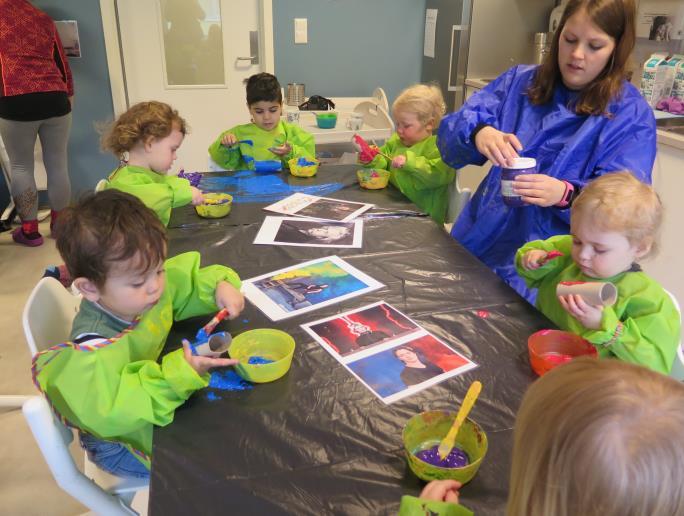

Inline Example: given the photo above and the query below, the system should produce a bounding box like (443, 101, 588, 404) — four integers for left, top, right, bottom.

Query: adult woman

(437, 0, 655, 302)
(394, 346, 444, 386)
(0, 0, 74, 246)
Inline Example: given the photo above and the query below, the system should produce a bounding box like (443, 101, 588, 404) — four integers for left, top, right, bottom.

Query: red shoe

(12, 220, 43, 247)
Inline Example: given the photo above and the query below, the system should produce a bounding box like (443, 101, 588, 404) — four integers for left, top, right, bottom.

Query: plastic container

(195, 193, 233, 218)
(228, 329, 295, 383)
(501, 157, 536, 207)
(316, 112, 338, 129)
(357, 168, 390, 189)
(403, 410, 488, 484)
(527, 329, 597, 376)
(288, 157, 319, 177)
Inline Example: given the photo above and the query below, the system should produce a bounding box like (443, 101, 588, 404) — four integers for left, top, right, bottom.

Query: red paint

(476, 310, 490, 318)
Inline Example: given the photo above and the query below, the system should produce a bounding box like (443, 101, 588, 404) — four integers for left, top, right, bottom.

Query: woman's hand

(391, 155, 407, 169)
(221, 133, 238, 147)
(512, 174, 566, 207)
(215, 281, 245, 318)
(190, 186, 204, 205)
(558, 294, 603, 330)
(474, 126, 523, 167)
(419, 479, 462, 505)
(521, 250, 548, 270)
(182, 339, 238, 376)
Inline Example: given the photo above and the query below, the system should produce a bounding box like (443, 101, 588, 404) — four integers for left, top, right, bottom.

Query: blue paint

(242, 319, 249, 323)
(209, 369, 253, 391)
(297, 157, 316, 166)
(199, 171, 344, 204)
(206, 391, 221, 401)
(248, 356, 274, 365)
(253, 160, 283, 174)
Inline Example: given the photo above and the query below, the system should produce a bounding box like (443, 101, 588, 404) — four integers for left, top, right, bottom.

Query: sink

(655, 116, 684, 131)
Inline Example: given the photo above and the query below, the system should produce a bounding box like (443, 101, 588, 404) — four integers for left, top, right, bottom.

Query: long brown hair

(507, 357, 684, 516)
(527, 0, 636, 115)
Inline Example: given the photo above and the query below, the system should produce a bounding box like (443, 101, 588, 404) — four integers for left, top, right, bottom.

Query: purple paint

(209, 370, 253, 391)
(247, 356, 274, 365)
(415, 445, 469, 468)
(501, 157, 536, 207)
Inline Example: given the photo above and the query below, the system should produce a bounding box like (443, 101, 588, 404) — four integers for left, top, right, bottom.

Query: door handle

(237, 31, 259, 65)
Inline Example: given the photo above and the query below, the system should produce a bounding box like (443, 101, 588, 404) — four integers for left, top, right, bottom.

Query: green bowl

(195, 193, 232, 218)
(316, 112, 338, 129)
(403, 410, 488, 484)
(228, 329, 295, 383)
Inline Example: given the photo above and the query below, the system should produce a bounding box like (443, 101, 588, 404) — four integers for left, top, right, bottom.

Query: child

(208, 72, 315, 170)
(32, 190, 244, 477)
(358, 84, 456, 224)
(101, 100, 204, 226)
(515, 172, 680, 374)
(400, 358, 684, 515)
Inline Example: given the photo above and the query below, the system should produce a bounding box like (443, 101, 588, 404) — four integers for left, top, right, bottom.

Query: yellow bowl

(195, 193, 233, 218)
(228, 329, 295, 383)
(357, 169, 390, 189)
(288, 157, 319, 177)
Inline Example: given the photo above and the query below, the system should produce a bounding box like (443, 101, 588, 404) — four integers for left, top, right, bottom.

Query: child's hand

(190, 186, 204, 205)
(269, 142, 292, 156)
(558, 294, 603, 330)
(521, 250, 548, 270)
(474, 126, 522, 167)
(215, 281, 244, 318)
(391, 155, 407, 169)
(221, 133, 238, 147)
(182, 339, 238, 376)
(419, 480, 462, 504)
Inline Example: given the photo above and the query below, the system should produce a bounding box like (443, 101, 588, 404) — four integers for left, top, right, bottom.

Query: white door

(116, 0, 271, 170)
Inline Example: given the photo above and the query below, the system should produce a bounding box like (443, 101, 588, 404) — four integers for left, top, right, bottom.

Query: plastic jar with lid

(501, 157, 537, 207)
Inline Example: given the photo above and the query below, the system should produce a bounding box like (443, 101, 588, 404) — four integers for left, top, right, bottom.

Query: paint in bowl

(195, 193, 233, 218)
(228, 329, 295, 383)
(357, 168, 390, 189)
(403, 410, 488, 484)
(528, 329, 597, 376)
(316, 112, 338, 129)
(288, 157, 319, 177)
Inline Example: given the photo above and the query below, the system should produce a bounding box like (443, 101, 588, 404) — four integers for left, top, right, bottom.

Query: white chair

(665, 290, 684, 381)
(445, 174, 471, 228)
(95, 179, 109, 192)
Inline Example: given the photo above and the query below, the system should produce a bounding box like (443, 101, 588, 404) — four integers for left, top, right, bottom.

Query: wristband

(555, 181, 575, 208)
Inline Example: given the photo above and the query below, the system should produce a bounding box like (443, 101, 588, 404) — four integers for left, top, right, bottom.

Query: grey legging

(0, 113, 72, 220)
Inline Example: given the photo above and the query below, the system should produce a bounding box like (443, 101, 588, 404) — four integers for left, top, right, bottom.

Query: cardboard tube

(193, 332, 232, 357)
(556, 281, 618, 306)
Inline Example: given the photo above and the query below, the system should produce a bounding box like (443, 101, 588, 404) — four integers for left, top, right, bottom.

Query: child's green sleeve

(515, 235, 573, 288)
(398, 495, 473, 516)
(208, 130, 242, 170)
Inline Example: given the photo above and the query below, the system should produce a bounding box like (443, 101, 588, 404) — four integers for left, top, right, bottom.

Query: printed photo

(264, 193, 373, 222)
(302, 301, 421, 357)
(346, 334, 477, 404)
(253, 216, 362, 248)
(242, 256, 384, 321)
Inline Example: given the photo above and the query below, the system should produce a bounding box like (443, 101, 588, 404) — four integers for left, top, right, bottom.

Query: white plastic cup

(286, 110, 300, 124)
(556, 281, 618, 306)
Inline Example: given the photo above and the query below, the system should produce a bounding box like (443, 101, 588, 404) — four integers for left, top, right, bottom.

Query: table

(151, 166, 550, 515)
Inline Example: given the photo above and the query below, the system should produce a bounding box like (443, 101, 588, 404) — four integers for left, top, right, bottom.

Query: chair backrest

(22, 396, 137, 516)
(22, 277, 81, 356)
(665, 289, 684, 381)
(446, 176, 471, 225)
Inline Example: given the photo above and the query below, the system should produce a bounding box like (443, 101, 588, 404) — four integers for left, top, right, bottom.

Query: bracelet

(602, 322, 624, 347)
(555, 181, 575, 208)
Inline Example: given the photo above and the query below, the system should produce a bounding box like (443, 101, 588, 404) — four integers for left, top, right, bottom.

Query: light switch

(294, 18, 308, 44)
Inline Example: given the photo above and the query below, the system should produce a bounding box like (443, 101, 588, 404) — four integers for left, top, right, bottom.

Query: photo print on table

(242, 256, 384, 321)
(263, 192, 373, 222)
(253, 216, 362, 248)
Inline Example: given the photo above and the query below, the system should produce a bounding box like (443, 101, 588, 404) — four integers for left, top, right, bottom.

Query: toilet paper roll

(193, 331, 232, 357)
(556, 281, 618, 306)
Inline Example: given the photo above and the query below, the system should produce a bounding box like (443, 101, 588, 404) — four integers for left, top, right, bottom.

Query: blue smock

(437, 65, 656, 302)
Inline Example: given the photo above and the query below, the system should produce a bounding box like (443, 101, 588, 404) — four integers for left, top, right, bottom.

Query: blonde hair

(508, 357, 684, 516)
(571, 171, 662, 257)
(392, 84, 446, 128)
(101, 101, 187, 158)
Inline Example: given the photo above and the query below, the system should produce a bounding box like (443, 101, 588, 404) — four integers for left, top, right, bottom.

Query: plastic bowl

(228, 329, 295, 383)
(527, 329, 597, 376)
(403, 410, 488, 484)
(357, 168, 390, 189)
(195, 193, 233, 218)
(288, 157, 319, 177)
(316, 112, 338, 129)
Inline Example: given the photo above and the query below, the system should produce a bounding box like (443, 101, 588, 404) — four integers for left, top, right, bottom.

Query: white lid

(507, 157, 536, 170)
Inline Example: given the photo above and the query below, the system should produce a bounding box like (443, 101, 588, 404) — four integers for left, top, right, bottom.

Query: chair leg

(0, 395, 32, 408)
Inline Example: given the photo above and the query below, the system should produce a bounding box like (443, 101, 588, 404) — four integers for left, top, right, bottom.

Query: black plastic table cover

(150, 169, 552, 516)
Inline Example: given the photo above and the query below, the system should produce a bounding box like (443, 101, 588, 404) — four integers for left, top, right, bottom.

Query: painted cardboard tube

(556, 281, 618, 306)
(193, 331, 232, 357)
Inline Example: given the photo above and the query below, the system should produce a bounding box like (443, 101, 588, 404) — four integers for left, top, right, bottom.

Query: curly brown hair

(527, 0, 636, 116)
(101, 101, 187, 158)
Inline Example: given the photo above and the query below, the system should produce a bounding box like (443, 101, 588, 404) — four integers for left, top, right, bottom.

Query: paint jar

(501, 157, 536, 207)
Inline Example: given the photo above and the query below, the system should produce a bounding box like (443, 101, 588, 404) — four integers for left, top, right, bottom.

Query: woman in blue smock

(437, 0, 655, 302)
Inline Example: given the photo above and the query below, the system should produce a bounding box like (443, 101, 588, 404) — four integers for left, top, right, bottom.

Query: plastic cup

(501, 157, 536, 207)
(527, 329, 597, 376)
(403, 410, 488, 484)
(228, 329, 295, 383)
(556, 281, 617, 306)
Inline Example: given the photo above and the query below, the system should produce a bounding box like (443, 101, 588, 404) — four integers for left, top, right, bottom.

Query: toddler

(33, 190, 244, 477)
(101, 100, 204, 226)
(516, 171, 680, 374)
(208, 72, 315, 170)
(401, 358, 684, 515)
(359, 84, 456, 224)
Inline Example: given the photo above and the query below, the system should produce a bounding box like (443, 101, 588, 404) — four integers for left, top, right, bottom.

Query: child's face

(558, 9, 616, 91)
(393, 110, 433, 147)
(570, 216, 648, 279)
(78, 255, 166, 322)
(145, 125, 184, 173)
(249, 100, 282, 131)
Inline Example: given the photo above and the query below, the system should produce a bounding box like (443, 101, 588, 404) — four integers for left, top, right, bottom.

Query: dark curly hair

(245, 72, 282, 105)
